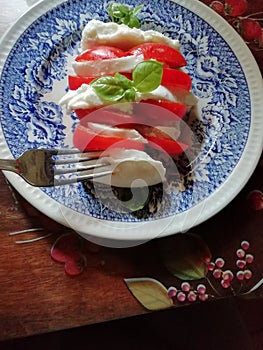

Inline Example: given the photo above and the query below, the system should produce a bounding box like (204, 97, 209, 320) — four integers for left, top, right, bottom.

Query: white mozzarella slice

(135, 85, 177, 103)
(72, 54, 144, 77)
(87, 123, 147, 143)
(59, 84, 104, 110)
(81, 19, 180, 51)
(94, 148, 166, 187)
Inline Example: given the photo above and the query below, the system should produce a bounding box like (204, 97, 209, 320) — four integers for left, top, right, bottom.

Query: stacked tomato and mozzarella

(60, 20, 197, 187)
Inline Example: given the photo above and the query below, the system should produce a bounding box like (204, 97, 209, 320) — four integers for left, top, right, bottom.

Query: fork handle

(0, 159, 17, 173)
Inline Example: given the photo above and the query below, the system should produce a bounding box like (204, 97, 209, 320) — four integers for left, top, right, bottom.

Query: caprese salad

(59, 3, 198, 188)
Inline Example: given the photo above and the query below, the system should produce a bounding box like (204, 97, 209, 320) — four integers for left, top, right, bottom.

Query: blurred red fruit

(210, 1, 225, 15)
(225, 0, 248, 17)
(239, 18, 262, 42)
(247, 190, 263, 211)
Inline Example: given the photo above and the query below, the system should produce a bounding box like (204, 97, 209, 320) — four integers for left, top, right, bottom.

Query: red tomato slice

(131, 103, 181, 127)
(128, 43, 187, 68)
(74, 101, 187, 128)
(146, 136, 188, 155)
(68, 72, 133, 90)
(68, 75, 96, 90)
(138, 100, 188, 120)
(75, 108, 99, 120)
(130, 125, 188, 155)
(68, 69, 191, 91)
(76, 102, 185, 128)
(78, 108, 137, 125)
(75, 46, 125, 61)
(162, 68, 192, 91)
(73, 124, 145, 151)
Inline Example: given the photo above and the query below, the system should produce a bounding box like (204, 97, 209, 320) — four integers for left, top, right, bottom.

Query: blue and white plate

(0, 0, 262, 247)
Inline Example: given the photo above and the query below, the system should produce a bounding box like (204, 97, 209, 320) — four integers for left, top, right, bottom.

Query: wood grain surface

(0, 176, 148, 340)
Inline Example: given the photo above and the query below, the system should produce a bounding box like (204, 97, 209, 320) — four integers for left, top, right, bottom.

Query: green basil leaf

(128, 16, 140, 29)
(90, 74, 135, 102)
(133, 5, 143, 16)
(132, 60, 163, 93)
(107, 3, 142, 28)
(115, 4, 129, 15)
(107, 4, 129, 21)
(123, 87, 136, 102)
(113, 5, 128, 18)
(91, 76, 127, 102)
(114, 73, 133, 89)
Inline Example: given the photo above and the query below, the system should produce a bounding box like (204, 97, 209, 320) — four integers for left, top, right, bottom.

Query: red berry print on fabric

(225, 0, 248, 17)
(247, 190, 263, 211)
(51, 233, 87, 276)
(210, 1, 225, 14)
(209, 0, 263, 50)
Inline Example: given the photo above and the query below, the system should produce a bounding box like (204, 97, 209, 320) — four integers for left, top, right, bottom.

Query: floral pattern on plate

(0, 0, 252, 222)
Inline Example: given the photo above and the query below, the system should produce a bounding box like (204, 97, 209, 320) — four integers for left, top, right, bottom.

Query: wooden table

(0, 0, 262, 344)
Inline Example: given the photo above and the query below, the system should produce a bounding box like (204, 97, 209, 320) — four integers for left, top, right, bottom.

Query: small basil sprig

(90, 60, 163, 102)
(107, 3, 143, 28)
(90, 74, 133, 102)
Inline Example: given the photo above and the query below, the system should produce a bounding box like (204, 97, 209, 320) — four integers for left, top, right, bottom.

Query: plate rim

(0, 0, 262, 244)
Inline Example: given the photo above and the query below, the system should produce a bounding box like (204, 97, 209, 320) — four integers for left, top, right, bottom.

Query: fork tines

(51, 148, 102, 161)
(50, 149, 112, 185)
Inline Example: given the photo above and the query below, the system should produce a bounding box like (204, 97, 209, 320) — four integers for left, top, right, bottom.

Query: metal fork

(0, 148, 112, 187)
